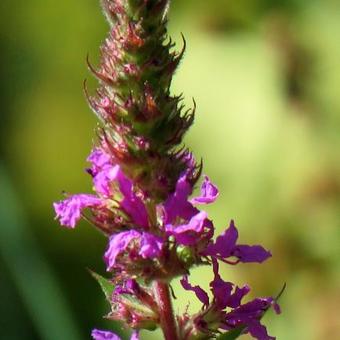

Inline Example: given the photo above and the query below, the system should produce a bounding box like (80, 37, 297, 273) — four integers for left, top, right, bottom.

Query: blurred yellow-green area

(1, 0, 340, 339)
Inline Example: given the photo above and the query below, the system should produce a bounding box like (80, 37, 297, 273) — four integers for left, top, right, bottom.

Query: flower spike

(54, 0, 281, 339)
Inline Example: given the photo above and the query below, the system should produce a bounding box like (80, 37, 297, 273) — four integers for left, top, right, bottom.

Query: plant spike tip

(54, 1, 281, 339)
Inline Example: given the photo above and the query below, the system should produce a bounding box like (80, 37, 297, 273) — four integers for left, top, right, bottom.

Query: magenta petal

(139, 233, 163, 258)
(121, 196, 149, 229)
(203, 220, 272, 264)
(87, 148, 112, 176)
(93, 165, 116, 196)
(104, 231, 162, 270)
(104, 230, 140, 271)
(211, 259, 250, 309)
(166, 211, 208, 245)
(233, 245, 272, 263)
(130, 330, 140, 340)
(225, 297, 278, 340)
(210, 259, 233, 308)
(228, 297, 274, 319)
(53, 194, 101, 228)
(93, 165, 149, 228)
(227, 285, 251, 308)
(93, 165, 121, 197)
(114, 279, 140, 296)
(91, 329, 121, 340)
(203, 220, 238, 257)
(163, 174, 197, 223)
(180, 276, 209, 307)
(191, 175, 219, 204)
(113, 166, 133, 198)
(93, 164, 132, 198)
(247, 320, 275, 340)
(106, 166, 148, 228)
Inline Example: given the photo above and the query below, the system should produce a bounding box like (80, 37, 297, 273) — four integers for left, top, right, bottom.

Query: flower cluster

(54, 1, 281, 339)
(178, 259, 281, 340)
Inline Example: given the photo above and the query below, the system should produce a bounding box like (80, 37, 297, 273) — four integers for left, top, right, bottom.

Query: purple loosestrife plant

(54, 1, 281, 339)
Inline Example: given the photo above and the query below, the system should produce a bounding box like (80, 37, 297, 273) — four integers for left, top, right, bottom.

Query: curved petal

(203, 220, 271, 264)
(91, 329, 121, 340)
(87, 148, 112, 176)
(180, 276, 209, 307)
(163, 174, 197, 224)
(94, 165, 149, 228)
(93, 165, 121, 197)
(53, 194, 101, 228)
(121, 195, 149, 229)
(203, 220, 238, 257)
(139, 233, 163, 258)
(104, 231, 163, 271)
(232, 245, 271, 263)
(227, 285, 251, 308)
(104, 230, 140, 271)
(165, 211, 208, 245)
(191, 175, 219, 204)
(130, 330, 140, 340)
(210, 259, 233, 309)
(247, 319, 275, 340)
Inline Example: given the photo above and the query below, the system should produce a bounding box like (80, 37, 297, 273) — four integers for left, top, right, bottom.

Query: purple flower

(203, 220, 271, 264)
(180, 259, 280, 340)
(191, 175, 219, 204)
(93, 164, 149, 228)
(91, 329, 121, 340)
(162, 173, 198, 224)
(130, 331, 140, 340)
(87, 147, 112, 176)
(91, 329, 139, 340)
(180, 275, 209, 307)
(224, 298, 280, 340)
(104, 230, 163, 271)
(114, 278, 141, 296)
(180, 260, 250, 311)
(161, 175, 218, 246)
(140, 233, 163, 258)
(246, 320, 275, 340)
(120, 194, 149, 230)
(210, 259, 250, 309)
(53, 194, 102, 228)
(165, 211, 209, 246)
(55, 0, 281, 337)
(104, 230, 140, 271)
(92, 165, 121, 197)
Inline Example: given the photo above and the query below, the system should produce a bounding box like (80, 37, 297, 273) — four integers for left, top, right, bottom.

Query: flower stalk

(153, 281, 179, 340)
(53, 1, 281, 339)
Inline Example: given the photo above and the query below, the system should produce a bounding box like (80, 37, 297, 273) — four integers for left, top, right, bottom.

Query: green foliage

(216, 327, 245, 340)
(90, 271, 115, 301)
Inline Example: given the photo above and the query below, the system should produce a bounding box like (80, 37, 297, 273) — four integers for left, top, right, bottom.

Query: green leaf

(90, 271, 115, 300)
(216, 327, 245, 340)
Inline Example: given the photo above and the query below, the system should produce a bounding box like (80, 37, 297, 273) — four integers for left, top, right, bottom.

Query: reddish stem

(154, 280, 179, 340)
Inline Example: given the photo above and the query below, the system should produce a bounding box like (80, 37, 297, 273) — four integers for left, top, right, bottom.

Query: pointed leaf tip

(89, 270, 115, 301)
(216, 326, 245, 340)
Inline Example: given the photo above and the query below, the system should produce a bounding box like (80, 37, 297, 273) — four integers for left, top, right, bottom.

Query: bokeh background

(1, 0, 340, 339)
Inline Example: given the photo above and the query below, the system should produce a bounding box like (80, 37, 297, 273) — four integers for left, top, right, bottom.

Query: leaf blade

(90, 270, 115, 300)
(216, 327, 245, 340)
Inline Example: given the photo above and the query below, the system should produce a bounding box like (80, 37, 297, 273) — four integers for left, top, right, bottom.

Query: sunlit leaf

(90, 270, 115, 300)
(216, 327, 245, 340)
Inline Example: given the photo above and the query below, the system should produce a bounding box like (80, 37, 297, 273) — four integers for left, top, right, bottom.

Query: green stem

(154, 280, 179, 340)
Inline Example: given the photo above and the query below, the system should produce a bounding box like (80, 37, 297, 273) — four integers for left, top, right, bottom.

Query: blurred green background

(1, 0, 340, 339)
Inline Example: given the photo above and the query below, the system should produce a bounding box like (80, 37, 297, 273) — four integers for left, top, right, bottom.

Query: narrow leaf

(216, 327, 245, 340)
(90, 270, 115, 300)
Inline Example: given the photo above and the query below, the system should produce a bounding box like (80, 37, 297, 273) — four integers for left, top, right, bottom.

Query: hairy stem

(154, 280, 179, 340)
